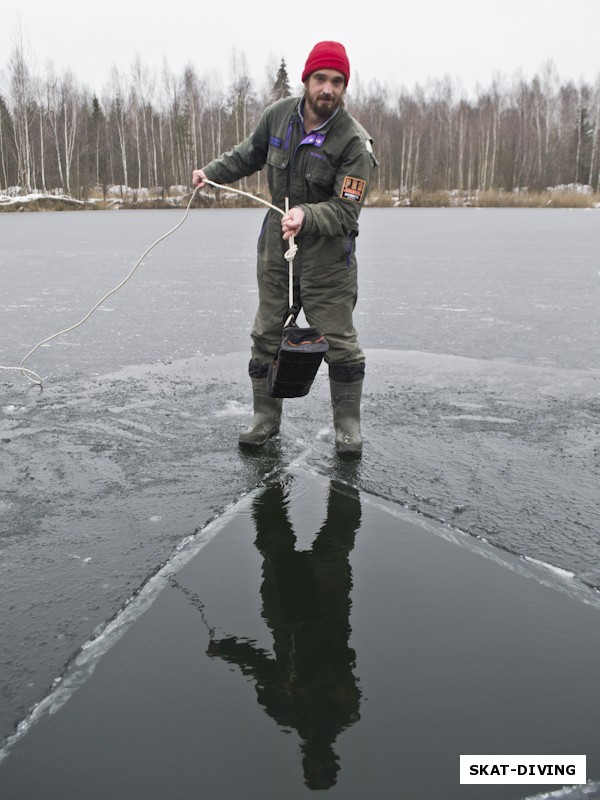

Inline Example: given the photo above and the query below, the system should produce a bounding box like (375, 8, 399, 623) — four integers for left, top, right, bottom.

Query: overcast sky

(2, 0, 599, 98)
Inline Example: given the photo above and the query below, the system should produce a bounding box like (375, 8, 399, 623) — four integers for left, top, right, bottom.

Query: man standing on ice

(193, 41, 377, 455)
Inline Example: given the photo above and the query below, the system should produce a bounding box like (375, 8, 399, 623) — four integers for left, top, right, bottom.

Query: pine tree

(271, 58, 291, 101)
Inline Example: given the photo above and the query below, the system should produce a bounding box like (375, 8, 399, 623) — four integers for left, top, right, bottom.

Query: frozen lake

(2, 207, 599, 372)
(1, 207, 599, 797)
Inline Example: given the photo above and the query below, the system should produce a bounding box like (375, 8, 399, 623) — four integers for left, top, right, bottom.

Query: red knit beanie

(301, 41, 350, 86)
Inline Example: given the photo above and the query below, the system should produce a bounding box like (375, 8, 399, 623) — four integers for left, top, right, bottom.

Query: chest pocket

(266, 145, 290, 200)
(266, 143, 289, 170)
(304, 155, 337, 201)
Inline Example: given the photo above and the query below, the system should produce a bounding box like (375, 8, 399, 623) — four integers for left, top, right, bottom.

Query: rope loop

(284, 242, 298, 262)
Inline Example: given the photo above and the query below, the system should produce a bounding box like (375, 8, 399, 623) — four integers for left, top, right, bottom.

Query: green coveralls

(202, 96, 377, 380)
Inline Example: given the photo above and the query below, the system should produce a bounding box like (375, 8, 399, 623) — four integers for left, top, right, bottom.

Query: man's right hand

(192, 168, 208, 188)
(281, 206, 305, 240)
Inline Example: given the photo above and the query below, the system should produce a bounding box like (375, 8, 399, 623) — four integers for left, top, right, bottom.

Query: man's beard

(304, 89, 345, 120)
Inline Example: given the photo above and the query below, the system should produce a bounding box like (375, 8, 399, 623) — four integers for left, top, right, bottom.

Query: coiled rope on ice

(0, 179, 297, 388)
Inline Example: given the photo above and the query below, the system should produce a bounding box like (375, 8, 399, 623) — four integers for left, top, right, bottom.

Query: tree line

(1, 42, 599, 203)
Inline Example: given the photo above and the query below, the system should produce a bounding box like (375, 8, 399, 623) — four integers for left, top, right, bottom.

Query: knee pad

(329, 362, 365, 383)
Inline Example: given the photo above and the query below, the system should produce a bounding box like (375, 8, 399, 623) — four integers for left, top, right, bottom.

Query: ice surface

(1, 208, 599, 788)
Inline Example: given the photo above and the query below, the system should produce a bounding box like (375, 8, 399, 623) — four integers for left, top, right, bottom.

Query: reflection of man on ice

(207, 479, 362, 789)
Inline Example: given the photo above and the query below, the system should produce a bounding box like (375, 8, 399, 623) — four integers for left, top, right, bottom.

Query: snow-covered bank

(0, 186, 193, 212)
(2, 185, 600, 210)
(0, 192, 92, 211)
(0, 185, 267, 211)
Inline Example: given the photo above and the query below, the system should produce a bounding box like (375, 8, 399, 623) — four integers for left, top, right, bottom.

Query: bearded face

(303, 69, 346, 121)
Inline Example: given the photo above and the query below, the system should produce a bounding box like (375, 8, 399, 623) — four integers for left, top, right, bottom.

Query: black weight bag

(267, 325, 329, 398)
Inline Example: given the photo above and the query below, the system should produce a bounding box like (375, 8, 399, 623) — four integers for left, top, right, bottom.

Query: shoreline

(2, 188, 600, 212)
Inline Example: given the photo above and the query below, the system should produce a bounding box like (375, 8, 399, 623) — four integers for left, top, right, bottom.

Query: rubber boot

(330, 379, 363, 456)
(238, 378, 282, 447)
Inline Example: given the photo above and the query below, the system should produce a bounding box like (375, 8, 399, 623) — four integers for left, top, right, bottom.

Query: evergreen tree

(89, 95, 105, 187)
(271, 58, 291, 101)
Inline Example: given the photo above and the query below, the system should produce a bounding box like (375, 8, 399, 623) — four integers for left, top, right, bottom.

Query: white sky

(2, 0, 599, 98)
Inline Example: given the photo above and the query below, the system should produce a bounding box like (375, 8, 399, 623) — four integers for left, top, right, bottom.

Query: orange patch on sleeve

(340, 176, 367, 203)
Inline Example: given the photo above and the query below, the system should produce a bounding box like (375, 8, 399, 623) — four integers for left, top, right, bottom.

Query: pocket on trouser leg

(300, 258, 361, 362)
(302, 299, 363, 366)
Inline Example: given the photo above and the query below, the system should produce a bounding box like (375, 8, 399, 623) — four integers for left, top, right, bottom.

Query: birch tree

(106, 68, 131, 190)
(53, 71, 78, 193)
(0, 94, 16, 189)
(7, 40, 35, 189)
(588, 79, 600, 190)
(394, 92, 423, 195)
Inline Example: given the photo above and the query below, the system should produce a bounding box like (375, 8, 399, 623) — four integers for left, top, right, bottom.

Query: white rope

(202, 177, 298, 263)
(1, 179, 298, 388)
(284, 197, 296, 327)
